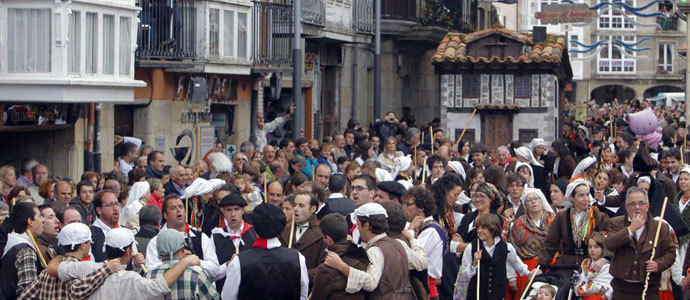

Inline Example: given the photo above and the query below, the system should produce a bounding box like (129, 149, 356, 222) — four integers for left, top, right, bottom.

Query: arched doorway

(643, 85, 683, 99)
(590, 85, 635, 104)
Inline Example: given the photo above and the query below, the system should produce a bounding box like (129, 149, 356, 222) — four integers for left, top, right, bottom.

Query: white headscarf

(515, 162, 534, 188)
(577, 125, 590, 140)
(126, 181, 150, 207)
(529, 138, 546, 152)
(565, 178, 595, 205)
(520, 187, 554, 214)
(391, 156, 412, 179)
(448, 161, 467, 181)
(571, 156, 597, 180)
(680, 164, 690, 176)
(514, 146, 543, 167)
(375, 168, 393, 183)
(183, 178, 213, 199)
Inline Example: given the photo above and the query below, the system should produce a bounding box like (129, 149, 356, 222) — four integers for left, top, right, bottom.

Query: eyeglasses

(626, 201, 649, 207)
(102, 202, 119, 209)
(403, 202, 416, 207)
(525, 197, 541, 203)
(471, 194, 487, 201)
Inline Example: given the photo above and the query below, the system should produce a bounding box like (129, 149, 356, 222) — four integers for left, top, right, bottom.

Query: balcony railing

(252, 1, 293, 66)
(278, 0, 326, 26)
(657, 15, 679, 31)
(382, 0, 417, 21)
(136, 0, 197, 60)
(353, 0, 374, 33)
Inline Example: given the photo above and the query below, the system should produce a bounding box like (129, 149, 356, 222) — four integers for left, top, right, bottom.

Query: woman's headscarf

(447, 161, 466, 181)
(529, 138, 546, 153)
(577, 125, 590, 140)
(565, 178, 594, 204)
(571, 156, 597, 180)
(183, 178, 214, 199)
(520, 187, 554, 214)
(515, 162, 534, 188)
(514, 146, 543, 167)
(126, 181, 150, 207)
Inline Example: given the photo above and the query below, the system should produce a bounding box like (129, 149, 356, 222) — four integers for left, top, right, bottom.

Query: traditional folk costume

(574, 258, 613, 300)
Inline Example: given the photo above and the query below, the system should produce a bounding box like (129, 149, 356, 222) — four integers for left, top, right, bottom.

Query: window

(210, 9, 220, 56)
(85, 12, 98, 74)
(119, 17, 131, 75)
(658, 43, 673, 72)
(223, 11, 234, 58)
(462, 75, 480, 98)
(454, 129, 475, 145)
(519, 129, 539, 144)
(7, 9, 51, 72)
(598, 0, 635, 29)
(597, 35, 636, 74)
(68, 11, 81, 74)
(238, 12, 248, 59)
(103, 15, 115, 75)
(570, 34, 580, 58)
(515, 76, 531, 98)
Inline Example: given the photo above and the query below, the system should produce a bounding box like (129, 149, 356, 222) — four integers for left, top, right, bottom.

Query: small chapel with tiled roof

(432, 24, 573, 152)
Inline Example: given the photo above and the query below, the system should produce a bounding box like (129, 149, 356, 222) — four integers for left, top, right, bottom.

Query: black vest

(467, 240, 508, 300)
(212, 227, 258, 265)
(90, 226, 106, 262)
(1, 244, 44, 300)
(237, 247, 301, 300)
(187, 229, 205, 260)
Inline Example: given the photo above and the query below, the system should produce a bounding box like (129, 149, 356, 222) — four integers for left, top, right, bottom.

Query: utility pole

(293, 0, 304, 139)
(374, 0, 381, 121)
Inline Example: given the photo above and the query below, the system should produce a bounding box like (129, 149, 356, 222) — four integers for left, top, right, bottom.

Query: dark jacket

(163, 181, 183, 197)
(605, 212, 676, 286)
(69, 198, 96, 225)
(135, 224, 160, 258)
(280, 218, 328, 281)
(316, 196, 355, 219)
(554, 154, 577, 180)
(311, 241, 369, 300)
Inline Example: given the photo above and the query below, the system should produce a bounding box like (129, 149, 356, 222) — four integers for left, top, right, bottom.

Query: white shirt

(328, 193, 345, 199)
(58, 260, 170, 300)
(145, 224, 223, 281)
(118, 158, 133, 175)
(253, 116, 288, 151)
(345, 233, 386, 293)
(210, 221, 246, 253)
(626, 217, 645, 241)
(573, 209, 587, 226)
(459, 237, 529, 279)
(395, 236, 428, 272)
(221, 237, 308, 300)
(417, 216, 444, 278)
(295, 222, 310, 242)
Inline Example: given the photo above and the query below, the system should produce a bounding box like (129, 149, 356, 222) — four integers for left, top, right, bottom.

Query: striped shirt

(145, 259, 219, 300)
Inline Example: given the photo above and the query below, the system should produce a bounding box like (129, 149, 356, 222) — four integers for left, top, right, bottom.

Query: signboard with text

(535, 3, 597, 24)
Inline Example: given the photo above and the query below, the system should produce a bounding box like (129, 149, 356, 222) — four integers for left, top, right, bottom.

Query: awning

(0, 77, 146, 103)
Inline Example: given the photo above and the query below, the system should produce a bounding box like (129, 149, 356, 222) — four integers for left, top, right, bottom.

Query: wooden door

(481, 111, 513, 153)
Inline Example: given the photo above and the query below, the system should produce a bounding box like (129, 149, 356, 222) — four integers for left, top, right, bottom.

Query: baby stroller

(522, 265, 578, 300)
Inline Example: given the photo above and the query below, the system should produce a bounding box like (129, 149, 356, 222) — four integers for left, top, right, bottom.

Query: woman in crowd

(551, 140, 577, 180)
(376, 137, 404, 173)
(0, 165, 16, 203)
(550, 178, 570, 213)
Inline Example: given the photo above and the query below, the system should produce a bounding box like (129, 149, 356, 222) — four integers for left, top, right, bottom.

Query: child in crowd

(531, 284, 556, 300)
(575, 232, 612, 300)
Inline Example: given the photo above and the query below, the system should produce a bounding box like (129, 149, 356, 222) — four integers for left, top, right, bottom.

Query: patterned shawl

(508, 212, 555, 259)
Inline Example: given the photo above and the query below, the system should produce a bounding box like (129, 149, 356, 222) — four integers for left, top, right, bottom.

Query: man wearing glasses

(605, 186, 676, 299)
(347, 174, 376, 245)
(70, 181, 97, 225)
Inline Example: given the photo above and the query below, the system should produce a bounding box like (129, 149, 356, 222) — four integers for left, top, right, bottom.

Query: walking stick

(642, 196, 669, 300)
(519, 265, 541, 300)
(185, 195, 189, 225)
(430, 126, 435, 155)
(26, 230, 47, 268)
(454, 108, 478, 149)
(288, 211, 296, 248)
(263, 175, 268, 204)
(421, 158, 427, 184)
(683, 129, 687, 165)
(476, 239, 481, 300)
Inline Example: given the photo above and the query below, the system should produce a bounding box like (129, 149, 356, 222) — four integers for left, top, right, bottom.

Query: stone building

(432, 25, 572, 151)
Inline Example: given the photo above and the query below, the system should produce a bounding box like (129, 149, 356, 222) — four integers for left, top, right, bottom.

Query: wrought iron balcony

(252, 1, 293, 66)
(278, 0, 326, 26)
(353, 0, 374, 33)
(382, 0, 417, 21)
(136, 0, 197, 60)
(657, 15, 680, 31)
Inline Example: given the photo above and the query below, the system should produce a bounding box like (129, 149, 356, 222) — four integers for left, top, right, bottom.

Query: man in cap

(221, 203, 308, 300)
(209, 193, 257, 291)
(311, 213, 369, 300)
(1, 202, 44, 299)
(146, 229, 219, 299)
(374, 181, 406, 204)
(19, 223, 122, 299)
(58, 227, 201, 300)
(145, 195, 223, 281)
(316, 173, 355, 219)
(280, 191, 327, 280)
(324, 202, 415, 299)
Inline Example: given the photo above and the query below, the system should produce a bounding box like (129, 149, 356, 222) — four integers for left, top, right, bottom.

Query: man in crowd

(605, 187, 677, 298)
(52, 180, 73, 213)
(280, 191, 327, 280)
(316, 173, 355, 219)
(164, 165, 187, 196)
(146, 229, 219, 300)
(469, 143, 507, 191)
(374, 181, 406, 204)
(36, 205, 60, 262)
(253, 103, 295, 151)
(348, 174, 377, 244)
(16, 158, 38, 188)
(19, 223, 122, 299)
(221, 203, 308, 300)
(60, 207, 83, 227)
(314, 163, 332, 187)
(1, 202, 43, 299)
(266, 181, 285, 207)
(91, 190, 125, 262)
(118, 142, 139, 175)
(146, 151, 166, 179)
(399, 128, 420, 156)
(27, 164, 49, 205)
(496, 146, 516, 173)
(70, 180, 97, 225)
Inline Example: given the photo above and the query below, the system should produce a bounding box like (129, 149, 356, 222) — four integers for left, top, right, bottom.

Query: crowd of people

(2, 99, 690, 300)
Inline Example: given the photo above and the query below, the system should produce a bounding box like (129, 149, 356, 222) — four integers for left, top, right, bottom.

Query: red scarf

(252, 237, 268, 248)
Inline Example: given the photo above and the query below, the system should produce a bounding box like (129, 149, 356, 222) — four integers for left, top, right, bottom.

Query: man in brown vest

(325, 203, 415, 300)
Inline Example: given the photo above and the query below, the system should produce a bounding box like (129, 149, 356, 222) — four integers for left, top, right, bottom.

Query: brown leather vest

(366, 236, 415, 300)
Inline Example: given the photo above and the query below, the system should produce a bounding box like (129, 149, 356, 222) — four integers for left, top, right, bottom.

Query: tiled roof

(431, 25, 566, 65)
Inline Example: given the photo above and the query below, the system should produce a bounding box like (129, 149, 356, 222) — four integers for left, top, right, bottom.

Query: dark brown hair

(475, 213, 502, 238)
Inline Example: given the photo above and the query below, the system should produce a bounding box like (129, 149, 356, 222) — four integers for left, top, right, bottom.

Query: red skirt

(582, 295, 605, 300)
(660, 290, 674, 300)
(428, 277, 438, 298)
(514, 258, 539, 300)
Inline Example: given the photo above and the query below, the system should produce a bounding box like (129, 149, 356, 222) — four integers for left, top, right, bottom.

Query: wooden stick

(422, 158, 427, 184)
(288, 211, 296, 248)
(683, 129, 687, 165)
(642, 196, 669, 299)
(430, 126, 435, 155)
(263, 175, 268, 204)
(476, 239, 481, 300)
(413, 144, 418, 173)
(519, 265, 541, 300)
(421, 131, 425, 150)
(185, 195, 189, 225)
(26, 230, 47, 268)
(610, 111, 614, 142)
(455, 108, 478, 148)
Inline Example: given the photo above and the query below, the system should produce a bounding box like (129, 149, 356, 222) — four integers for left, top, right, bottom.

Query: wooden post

(26, 231, 47, 268)
(455, 108, 478, 149)
(288, 211, 296, 248)
(519, 265, 541, 300)
(476, 239, 481, 300)
(430, 126, 435, 155)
